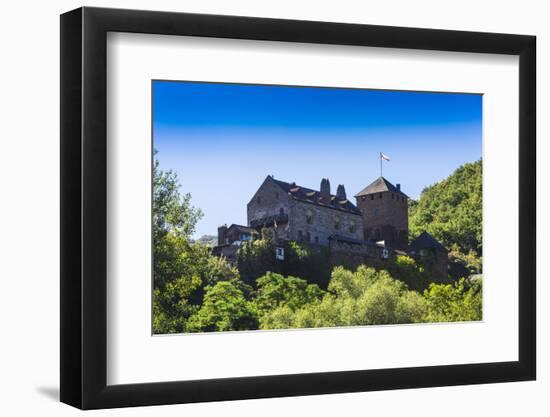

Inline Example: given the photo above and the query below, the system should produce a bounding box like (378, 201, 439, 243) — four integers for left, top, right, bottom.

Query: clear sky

(153, 80, 482, 239)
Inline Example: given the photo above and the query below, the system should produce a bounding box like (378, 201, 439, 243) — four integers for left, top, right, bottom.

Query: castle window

(335, 219, 340, 230)
(349, 221, 356, 233)
(306, 210, 313, 224)
(298, 230, 303, 241)
(379, 193, 383, 199)
(314, 236, 319, 244)
(370, 195, 374, 200)
(306, 232, 311, 242)
(280, 207, 285, 215)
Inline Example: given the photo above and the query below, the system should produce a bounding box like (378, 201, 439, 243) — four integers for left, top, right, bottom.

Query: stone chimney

(336, 184, 347, 200)
(320, 178, 331, 200)
(396, 184, 401, 193)
(218, 224, 228, 245)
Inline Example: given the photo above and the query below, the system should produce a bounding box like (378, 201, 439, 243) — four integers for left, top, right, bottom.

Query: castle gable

(247, 175, 286, 206)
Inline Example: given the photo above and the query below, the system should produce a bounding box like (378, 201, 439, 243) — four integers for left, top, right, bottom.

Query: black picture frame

(60, 6, 536, 410)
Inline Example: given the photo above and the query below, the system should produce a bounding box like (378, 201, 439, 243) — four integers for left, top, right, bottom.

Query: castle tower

(354, 177, 408, 250)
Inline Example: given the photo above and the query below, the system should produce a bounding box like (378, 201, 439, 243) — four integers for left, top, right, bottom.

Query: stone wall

(433, 250, 450, 282)
(355, 190, 408, 249)
(247, 177, 292, 240)
(328, 239, 391, 270)
(289, 200, 363, 246)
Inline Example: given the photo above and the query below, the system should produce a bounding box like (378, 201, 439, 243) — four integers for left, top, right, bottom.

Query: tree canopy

(409, 159, 482, 257)
(409, 159, 482, 275)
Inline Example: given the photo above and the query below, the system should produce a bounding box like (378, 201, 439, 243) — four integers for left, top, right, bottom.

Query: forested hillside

(152, 157, 482, 334)
(409, 159, 482, 274)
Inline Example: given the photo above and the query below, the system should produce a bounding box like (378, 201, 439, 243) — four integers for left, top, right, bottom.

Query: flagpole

(380, 152, 382, 177)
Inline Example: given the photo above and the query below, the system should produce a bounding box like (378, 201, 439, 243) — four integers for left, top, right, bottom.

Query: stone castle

(213, 175, 448, 280)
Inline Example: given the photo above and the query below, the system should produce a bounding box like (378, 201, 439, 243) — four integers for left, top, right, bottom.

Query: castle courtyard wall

(289, 200, 363, 246)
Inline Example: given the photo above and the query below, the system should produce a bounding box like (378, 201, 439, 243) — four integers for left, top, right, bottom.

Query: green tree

(187, 281, 259, 332)
(152, 271, 201, 334)
(260, 266, 427, 330)
(237, 232, 332, 289)
(448, 244, 483, 277)
(423, 278, 482, 322)
(409, 159, 482, 258)
(282, 241, 332, 288)
(237, 228, 280, 286)
(384, 255, 435, 291)
(328, 266, 426, 326)
(254, 272, 325, 316)
(153, 156, 203, 241)
(153, 155, 203, 289)
(152, 154, 247, 334)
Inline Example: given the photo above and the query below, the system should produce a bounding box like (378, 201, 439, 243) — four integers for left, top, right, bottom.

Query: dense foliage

(409, 159, 482, 273)
(152, 158, 241, 333)
(260, 266, 426, 329)
(237, 229, 331, 289)
(423, 278, 482, 322)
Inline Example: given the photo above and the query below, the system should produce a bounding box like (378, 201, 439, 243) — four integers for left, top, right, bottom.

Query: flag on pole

(379, 152, 390, 177)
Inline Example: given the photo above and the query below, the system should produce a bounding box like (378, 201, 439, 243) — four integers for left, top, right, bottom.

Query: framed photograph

(60, 7, 536, 409)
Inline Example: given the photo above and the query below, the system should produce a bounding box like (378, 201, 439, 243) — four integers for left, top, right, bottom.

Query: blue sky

(153, 80, 482, 239)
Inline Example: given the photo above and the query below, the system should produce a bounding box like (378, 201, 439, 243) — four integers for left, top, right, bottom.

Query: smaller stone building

(211, 224, 258, 262)
(408, 231, 449, 281)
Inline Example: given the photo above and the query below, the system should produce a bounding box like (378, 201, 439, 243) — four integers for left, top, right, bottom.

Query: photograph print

(152, 80, 483, 335)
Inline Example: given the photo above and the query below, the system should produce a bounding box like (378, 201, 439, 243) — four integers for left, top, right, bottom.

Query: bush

(255, 272, 325, 315)
(409, 160, 482, 256)
(187, 281, 259, 332)
(237, 232, 331, 289)
(260, 266, 428, 330)
(423, 277, 482, 322)
(384, 255, 435, 292)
